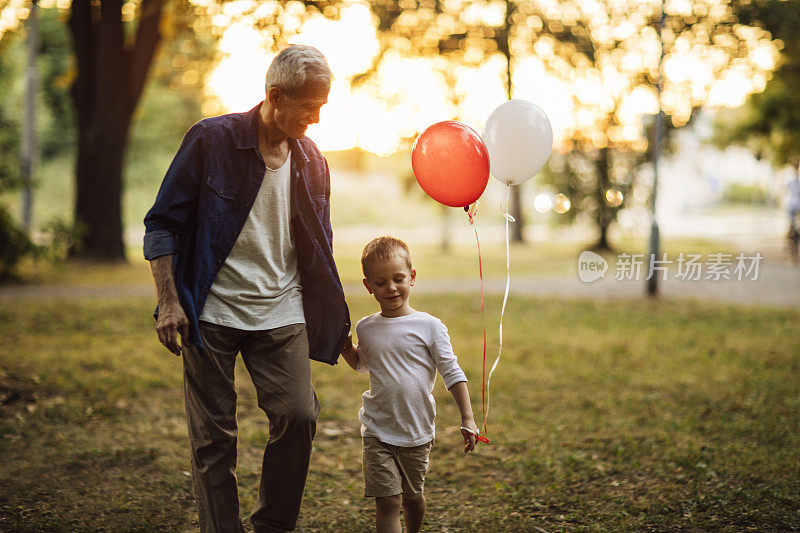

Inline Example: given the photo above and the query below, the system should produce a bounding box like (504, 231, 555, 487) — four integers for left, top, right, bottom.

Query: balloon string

(467, 203, 490, 444)
(500, 183, 516, 222)
(484, 184, 512, 433)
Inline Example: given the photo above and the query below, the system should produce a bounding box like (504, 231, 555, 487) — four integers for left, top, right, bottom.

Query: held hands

(156, 301, 189, 356)
(342, 332, 358, 357)
(340, 332, 360, 371)
(460, 418, 481, 453)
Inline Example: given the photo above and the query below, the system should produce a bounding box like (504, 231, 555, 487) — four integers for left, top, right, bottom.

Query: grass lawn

(1, 292, 798, 532)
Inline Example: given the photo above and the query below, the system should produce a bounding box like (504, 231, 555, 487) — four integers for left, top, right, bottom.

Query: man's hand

(156, 301, 188, 356)
(149, 255, 187, 356)
(460, 418, 480, 453)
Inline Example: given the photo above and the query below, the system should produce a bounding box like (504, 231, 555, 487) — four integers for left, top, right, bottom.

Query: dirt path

(2, 257, 798, 308)
(407, 253, 800, 309)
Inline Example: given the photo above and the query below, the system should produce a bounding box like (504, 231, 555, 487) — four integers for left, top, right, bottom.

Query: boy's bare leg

(375, 495, 402, 533)
(402, 495, 425, 533)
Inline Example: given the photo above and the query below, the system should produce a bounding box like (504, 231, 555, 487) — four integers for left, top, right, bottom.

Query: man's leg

(183, 322, 245, 533)
(241, 323, 320, 532)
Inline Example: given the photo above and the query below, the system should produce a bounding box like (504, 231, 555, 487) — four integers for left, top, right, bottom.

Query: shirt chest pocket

(200, 174, 239, 222)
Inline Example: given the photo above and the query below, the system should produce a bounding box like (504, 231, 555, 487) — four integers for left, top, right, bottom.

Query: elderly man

(143, 45, 349, 533)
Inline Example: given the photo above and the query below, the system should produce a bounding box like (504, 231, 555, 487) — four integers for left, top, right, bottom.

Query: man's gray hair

(265, 45, 332, 95)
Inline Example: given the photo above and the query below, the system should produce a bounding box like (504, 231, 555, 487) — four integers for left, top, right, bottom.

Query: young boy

(340, 236, 481, 533)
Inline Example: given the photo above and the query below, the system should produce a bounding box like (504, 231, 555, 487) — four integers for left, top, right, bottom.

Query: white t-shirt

(200, 151, 305, 330)
(354, 311, 468, 447)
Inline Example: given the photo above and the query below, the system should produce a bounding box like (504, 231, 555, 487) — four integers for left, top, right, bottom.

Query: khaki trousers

(182, 321, 320, 533)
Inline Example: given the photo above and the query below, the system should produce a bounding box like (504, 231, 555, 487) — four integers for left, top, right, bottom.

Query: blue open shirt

(143, 102, 350, 365)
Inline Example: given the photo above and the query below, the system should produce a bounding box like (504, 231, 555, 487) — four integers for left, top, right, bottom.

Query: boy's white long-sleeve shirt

(354, 311, 467, 447)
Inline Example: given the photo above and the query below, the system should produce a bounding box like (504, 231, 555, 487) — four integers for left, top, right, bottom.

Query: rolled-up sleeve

(143, 229, 179, 261)
(143, 122, 206, 260)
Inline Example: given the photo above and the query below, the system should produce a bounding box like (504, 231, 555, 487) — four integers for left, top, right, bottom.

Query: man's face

(270, 80, 329, 139)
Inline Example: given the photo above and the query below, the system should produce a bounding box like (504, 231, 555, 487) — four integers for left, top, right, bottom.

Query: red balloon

(411, 121, 490, 208)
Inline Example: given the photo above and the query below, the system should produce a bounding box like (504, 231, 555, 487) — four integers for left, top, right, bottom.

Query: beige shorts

(362, 436, 433, 500)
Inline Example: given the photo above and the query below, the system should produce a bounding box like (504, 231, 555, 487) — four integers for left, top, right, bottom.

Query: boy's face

(363, 255, 416, 317)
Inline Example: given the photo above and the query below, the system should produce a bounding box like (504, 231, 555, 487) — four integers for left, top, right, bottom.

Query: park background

(0, 0, 799, 531)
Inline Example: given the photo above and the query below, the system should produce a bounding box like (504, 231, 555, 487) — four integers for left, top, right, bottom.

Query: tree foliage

(0, 24, 24, 191)
(0, 0, 784, 259)
(528, 0, 776, 249)
(714, 0, 800, 167)
(543, 118, 680, 249)
(0, 7, 72, 279)
(359, 1, 776, 249)
(0, 0, 346, 261)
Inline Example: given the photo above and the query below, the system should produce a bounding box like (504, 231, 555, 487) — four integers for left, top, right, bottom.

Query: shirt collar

(237, 100, 310, 168)
(237, 101, 262, 150)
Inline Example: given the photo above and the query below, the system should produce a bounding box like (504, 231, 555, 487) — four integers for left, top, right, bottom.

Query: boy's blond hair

(361, 236, 413, 277)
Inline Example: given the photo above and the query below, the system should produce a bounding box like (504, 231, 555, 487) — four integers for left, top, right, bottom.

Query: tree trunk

(21, 0, 38, 233)
(68, 0, 164, 260)
(73, 116, 130, 258)
(440, 202, 451, 253)
(499, 0, 524, 243)
(510, 184, 523, 242)
(593, 146, 613, 251)
(595, 222, 611, 251)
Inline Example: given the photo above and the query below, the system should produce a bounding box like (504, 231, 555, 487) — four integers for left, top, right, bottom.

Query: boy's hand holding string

(450, 381, 479, 453)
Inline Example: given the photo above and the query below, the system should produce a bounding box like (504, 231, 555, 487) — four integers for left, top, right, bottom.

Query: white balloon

(482, 100, 554, 185)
